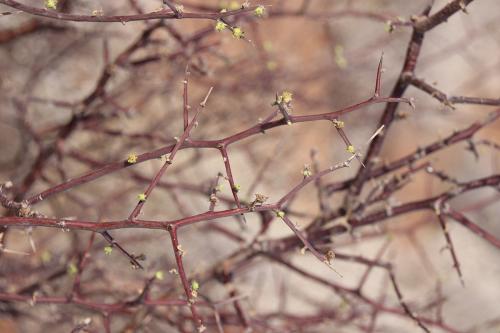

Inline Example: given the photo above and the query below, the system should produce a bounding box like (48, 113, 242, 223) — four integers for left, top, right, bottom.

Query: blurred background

(0, 0, 499, 332)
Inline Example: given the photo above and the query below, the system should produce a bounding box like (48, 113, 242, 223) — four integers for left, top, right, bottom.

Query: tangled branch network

(0, 0, 499, 332)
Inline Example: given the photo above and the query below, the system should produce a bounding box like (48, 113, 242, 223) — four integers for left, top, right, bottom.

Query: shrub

(0, 1, 499, 332)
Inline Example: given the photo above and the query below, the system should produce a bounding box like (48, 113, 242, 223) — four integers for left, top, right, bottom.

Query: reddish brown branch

(446, 209, 500, 249)
(128, 87, 213, 220)
(406, 75, 500, 107)
(0, 0, 258, 23)
(435, 208, 465, 286)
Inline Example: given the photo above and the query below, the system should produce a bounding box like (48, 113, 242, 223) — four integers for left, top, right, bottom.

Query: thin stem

(168, 227, 203, 328)
(0, 0, 258, 23)
(128, 87, 213, 220)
